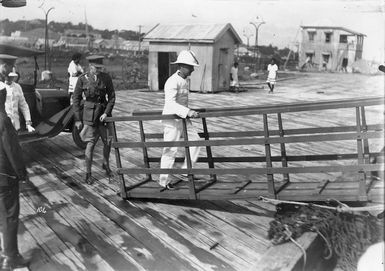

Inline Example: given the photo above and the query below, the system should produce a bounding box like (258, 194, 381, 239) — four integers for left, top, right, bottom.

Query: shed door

(217, 48, 229, 91)
(158, 52, 177, 90)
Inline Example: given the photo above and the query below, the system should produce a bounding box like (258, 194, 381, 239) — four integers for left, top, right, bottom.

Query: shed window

(339, 35, 348, 43)
(325, 32, 332, 43)
(308, 31, 316, 41)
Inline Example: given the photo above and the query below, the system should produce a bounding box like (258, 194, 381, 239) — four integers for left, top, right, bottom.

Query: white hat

(8, 72, 18, 77)
(171, 50, 199, 67)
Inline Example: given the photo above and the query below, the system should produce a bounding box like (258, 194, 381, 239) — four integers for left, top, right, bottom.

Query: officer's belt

(85, 97, 105, 103)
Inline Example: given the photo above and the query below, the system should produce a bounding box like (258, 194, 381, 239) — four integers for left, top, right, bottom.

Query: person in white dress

(230, 62, 239, 92)
(266, 58, 278, 94)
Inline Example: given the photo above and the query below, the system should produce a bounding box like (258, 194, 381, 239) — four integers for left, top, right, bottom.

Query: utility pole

(250, 17, 265, 71)
(40, 6, 54, 70)
(85, 8, 90, 50)
(243, 27, 253, 48)
(138, 25, 143, 55)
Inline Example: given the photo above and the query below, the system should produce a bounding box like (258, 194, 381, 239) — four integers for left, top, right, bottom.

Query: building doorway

(217, 48, 229, 91)
(341, 58, 348, 72)
(158, 52, 177, 90)
(322, 53, 330, 71)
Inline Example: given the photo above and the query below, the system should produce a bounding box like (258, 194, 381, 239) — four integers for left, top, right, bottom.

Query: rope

(284, 224, 307, 271)
(259, 196, 384, 213)
(266, 200, 383, 271)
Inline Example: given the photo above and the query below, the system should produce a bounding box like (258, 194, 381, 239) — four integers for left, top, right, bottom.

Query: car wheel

(72, 124, 87, 149)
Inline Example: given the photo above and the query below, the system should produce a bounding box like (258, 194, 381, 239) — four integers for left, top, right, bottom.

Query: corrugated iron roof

(300, 26, 366, 36)
(144, 23, 242, 44)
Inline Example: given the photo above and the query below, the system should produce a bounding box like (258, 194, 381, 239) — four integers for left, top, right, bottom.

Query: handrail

(106, 97, 383, 122)
(130, 96, 384, 116)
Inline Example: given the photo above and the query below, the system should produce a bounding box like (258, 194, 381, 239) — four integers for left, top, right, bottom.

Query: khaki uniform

(73, 72, 115, 174)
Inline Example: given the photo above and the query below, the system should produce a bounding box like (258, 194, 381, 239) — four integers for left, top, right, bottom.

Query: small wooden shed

(144, 23, 242, 93)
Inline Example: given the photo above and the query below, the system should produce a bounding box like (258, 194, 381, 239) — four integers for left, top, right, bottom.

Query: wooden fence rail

(106, 97, 384, 202)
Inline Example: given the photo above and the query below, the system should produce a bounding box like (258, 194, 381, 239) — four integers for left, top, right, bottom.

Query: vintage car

(0, 43, 86, 149)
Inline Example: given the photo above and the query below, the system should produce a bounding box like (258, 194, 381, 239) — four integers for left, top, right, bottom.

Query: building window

(339, 35, 347, 43)
(325, 32, 332, 43)
(308, 31, 316, 41)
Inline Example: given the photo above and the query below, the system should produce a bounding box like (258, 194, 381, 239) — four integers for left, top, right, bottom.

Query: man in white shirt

(159, 50, 200, 190)
(266, 58, 278, 94)
(5, 72, 34, 132)
(67, 53, 84, 102)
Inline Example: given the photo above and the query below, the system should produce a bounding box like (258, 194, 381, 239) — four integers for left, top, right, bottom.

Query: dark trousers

(0, 183, 19, 257)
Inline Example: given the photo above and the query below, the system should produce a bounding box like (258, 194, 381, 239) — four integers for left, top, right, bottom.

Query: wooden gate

(107, 97, 384, 202)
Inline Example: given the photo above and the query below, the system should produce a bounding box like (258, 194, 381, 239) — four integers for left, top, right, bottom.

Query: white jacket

(162, 71, 191, 121)
(5, 82, 32, 130)
(68, 60, 84, 93)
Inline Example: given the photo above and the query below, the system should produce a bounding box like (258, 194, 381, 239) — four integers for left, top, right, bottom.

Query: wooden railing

(107, 97, 384, 201)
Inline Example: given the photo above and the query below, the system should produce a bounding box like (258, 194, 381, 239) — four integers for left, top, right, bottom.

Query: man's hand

(99, 113, 107, 122)
(26, 124, 35, 133)
(75, 121, 83, 130)
(187, 110, 199, 118)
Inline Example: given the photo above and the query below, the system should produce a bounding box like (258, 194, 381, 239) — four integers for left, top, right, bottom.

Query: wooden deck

(19, 72, 384, 270)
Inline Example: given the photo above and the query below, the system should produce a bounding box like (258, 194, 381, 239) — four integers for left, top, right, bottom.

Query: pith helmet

(171, 50, 199, 67)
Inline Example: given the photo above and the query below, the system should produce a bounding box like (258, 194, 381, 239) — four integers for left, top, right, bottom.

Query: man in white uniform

(0, 56, 34, 132)
(5, 72, 34, 132)
(159, 50, 200, 190)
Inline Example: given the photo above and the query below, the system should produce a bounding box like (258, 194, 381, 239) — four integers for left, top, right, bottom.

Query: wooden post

(360, 106, 370, 164)
(139, 120, 152, 182)
(277, 113, 290, 183)
(355, 107, 367, 200)
(263, 114, 276, 198)
(182, 119, 197, 199)
(111, 122, 128, 199)
(201, 117, 217, 182)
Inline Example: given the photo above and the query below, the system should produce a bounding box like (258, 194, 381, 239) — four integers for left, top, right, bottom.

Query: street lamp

(40, 6, 54, 70)
(250, 19, 265, 71)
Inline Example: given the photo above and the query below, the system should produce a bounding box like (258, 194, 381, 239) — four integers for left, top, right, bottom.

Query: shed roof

(300, 26, 366, 36)
(144, 23, 242, 44)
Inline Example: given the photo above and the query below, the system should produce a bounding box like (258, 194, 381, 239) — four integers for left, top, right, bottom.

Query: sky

(1, 0, 384, 61)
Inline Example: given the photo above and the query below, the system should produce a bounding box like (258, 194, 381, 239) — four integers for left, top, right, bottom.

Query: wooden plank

(147, 153, 383, 163)
(201, 117, 217, 182)
(131, 96, 383, 116)
(144, 123, 383, 139)
(25, 165, 143, 271)
(278, 112, 290, 182)
(231, 180, 252, 194)
(312, 179, 330, 195)
(139, 120, 153, 181)
(255, 232, 318, 271)
(108, 96, 384, 122)
(27, 139, 232, 270)
(111, 122, 128, 199)
(356, 107, 367, 200)
(118, 163, 384, 175)
(182, 119, 197, 200)
(263, 114, 276, 197)
(112, 131, 383, 148)
(19, 193, 90, 271)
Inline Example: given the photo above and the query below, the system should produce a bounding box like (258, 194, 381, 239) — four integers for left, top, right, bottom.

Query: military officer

(72, 55, 115, 184)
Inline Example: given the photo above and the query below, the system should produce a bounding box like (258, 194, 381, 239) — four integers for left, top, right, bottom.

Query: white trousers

(159, 120, 201, 186)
